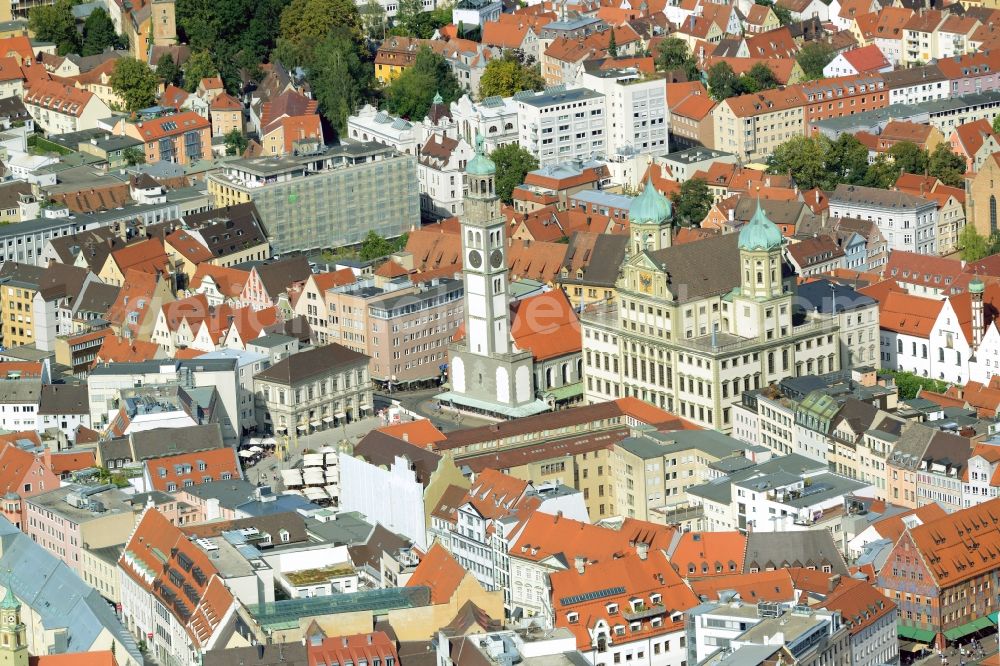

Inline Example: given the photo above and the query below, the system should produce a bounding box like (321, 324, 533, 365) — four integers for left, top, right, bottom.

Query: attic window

(614, 626, 626, 637)
(607, 603, 619, 615)
(567, 612, 579, 623)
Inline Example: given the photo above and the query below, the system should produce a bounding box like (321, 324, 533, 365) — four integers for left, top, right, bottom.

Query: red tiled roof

(109, 238, 170, 276)
(133, 111, 209, 141)
(669, 531, 747, 577)
(49, 450, 97, 476)
(23, 79, 96, 117)
(689, 569, 795, 603)
(189, 263, 250, 298)
(120, 509, 235, 647)
(166, 230, 213, 264)
(30, 652, 117, 666)
(552, 551, 698, 651)
(877, 291, 942, 337)
(406, 543, 468, 604)
(841, 44, 890, 73)
(146, 447, 242, 492)
(377, 419, 446, 446)
(96, 336, 162, 363)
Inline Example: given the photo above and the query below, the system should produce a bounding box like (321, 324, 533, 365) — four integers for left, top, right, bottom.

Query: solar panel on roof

(559, 585, 626, 607)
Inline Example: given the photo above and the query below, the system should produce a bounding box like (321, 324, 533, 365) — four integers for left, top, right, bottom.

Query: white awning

(334, 412, 346, 419)
(274, 426, 287, 433)
(297, 424, 308, 431)
(322, 416, 334, 423)
(239, 450, 254, 458)
(310, 420, 322, 427)
(248, 445, 263, 453)
(360, 404, 372, 411)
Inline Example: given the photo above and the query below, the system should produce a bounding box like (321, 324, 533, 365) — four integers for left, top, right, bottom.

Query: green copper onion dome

(628, 178, 672, 225)
(466, 133, 495, 176)
(970, 277, 986, 294)
(739, 198, 784, 251)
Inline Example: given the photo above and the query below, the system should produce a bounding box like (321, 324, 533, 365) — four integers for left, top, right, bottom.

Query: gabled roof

(23, 79, 96, 117)
(255, 343, 368, 385)
(166, 230, 213, 264)
(132, 111, 209, 141)
(146, 447, 242, 492)
(669, 531, 747, 577)
(841, 44, 890, 73)
(120, 508, 235, 647)
(551, 551, 698, 650)
(190, 264, 249, 298)
(877, 290, 943, 337)
(406, 543, 468, 604)
(723, 87, 807, 117)
(109, 238, 170, 277)
(901, 497, 1000, 587)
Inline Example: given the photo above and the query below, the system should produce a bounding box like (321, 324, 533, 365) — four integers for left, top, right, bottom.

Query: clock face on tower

(468, 250, 483, 269)
(490, 249, 504, 269)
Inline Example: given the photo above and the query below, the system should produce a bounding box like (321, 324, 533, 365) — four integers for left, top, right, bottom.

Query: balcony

(622, 604, 666, 622)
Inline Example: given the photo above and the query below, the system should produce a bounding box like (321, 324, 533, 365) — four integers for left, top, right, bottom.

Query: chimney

(402, 432, 409, 442)
(554, 510, 562, 523)
(827, 574, 841, 593)
(636, 541, 649, 560)
(574, 555, 586, 574)
(367, 635, 373, 645)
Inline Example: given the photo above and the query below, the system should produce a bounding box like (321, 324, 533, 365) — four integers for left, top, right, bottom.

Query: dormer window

(607, 603, 618, 615)
(567, 612, 579, 623)
(614, 625, 626, 637)
(650, 593, 661, 605)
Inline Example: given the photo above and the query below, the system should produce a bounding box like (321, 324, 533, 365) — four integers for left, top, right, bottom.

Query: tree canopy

(490, 144, 538, 204)
(224, 129, 248, 156)
(795, 41, 834, 80)
(655, 37, 699, 81)
(110, 57, 158, 113)
(175, 0, 288, 88)
(707, 61, 778, 100)
(768, 134, 874, 190)
(311, 30, 372, 138)
(959, 225, 996, 262)
(276, 0, 362, 64)
(927, 142, 967, 188)
(478, 51, 544, 99)
(29, 0, 79, 56)
(359, 231, 407, 260)
(156, 53, 181, 86)
(670, 178, 713, 226)
(755, 0, 790, 25)
(389, 4, 451, 38)
(384, 47, 462, 120)
(82, 8, 120, 56)
(182, 51, 218, 92)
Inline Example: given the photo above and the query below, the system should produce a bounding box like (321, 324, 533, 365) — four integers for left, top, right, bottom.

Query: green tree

(360, 0, 386, 40)
(82, 7, 119, 56)
(122, 147, 145, 166)
(394, 0, 424, 35)
(707, 61, 739, 101)
(156, 53, 181, 86)
(183, 50, 218, 92)
(882, 370, 949, 400)
(478, 51, 544, 98)
(655, 37, 699, 81)
(767, 136, 828, 190)
(993, 113, 1000, 136)
(311, 30, 369, 137)
(110, 57, 158, 113)
(825, 134, 870, 186)
(385, 46, 461, 119)
(862, 153, 901, 189)
(927, 143, 967, 188)
(959, 224, 993, 262)
(796, 42, 835, 80)
(670, 177, 712, 226)
(224, 129, 248, 156)
(491, 143, 538, 204)
(887, 141, 929, 176)
(360, 231, 396, 260)
(608, 28, 617, 57)
(739, 62, 778, 94)
(176, 0, 287, 89)
(277, 0, 362, 64)
(29, 0, 79, 56)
